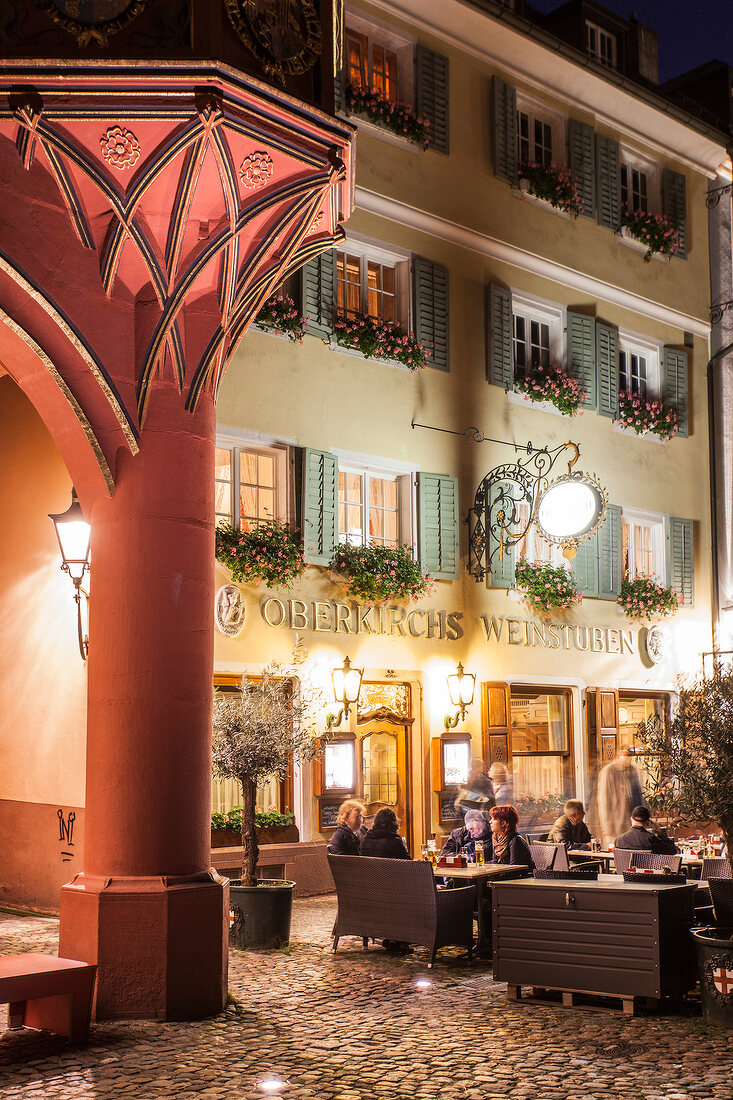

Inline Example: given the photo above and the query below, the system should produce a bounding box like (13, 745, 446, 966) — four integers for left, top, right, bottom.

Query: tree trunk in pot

(240, 776, 259, 886)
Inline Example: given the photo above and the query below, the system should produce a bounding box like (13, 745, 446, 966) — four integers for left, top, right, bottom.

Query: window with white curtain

(509, 688, 574, 808)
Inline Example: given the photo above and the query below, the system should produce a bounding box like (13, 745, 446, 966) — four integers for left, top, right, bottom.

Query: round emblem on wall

(642, 624, 668, 665)
(215, 584, 247, 637)
(223, 0, 322, 84)
(41, 1, 148, 47)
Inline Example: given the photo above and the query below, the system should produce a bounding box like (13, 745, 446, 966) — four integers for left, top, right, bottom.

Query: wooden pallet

(507, 983, 658, 1016)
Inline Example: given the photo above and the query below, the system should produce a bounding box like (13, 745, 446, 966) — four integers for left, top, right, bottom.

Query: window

(335, 451, 414, 549)
(344, 15, 412, 102)
(622, 510, 665, 582)
(618, 332, 660, 399)
(510, 688, 574, 807)
(618, 693, 669, 797)
(215, 439, 290, 529)
(511, 293, 564, 382)
(516, 109, 552, 167)
(620, 147, 659, 214)
(586, 20, 616, 68)
(336, 239, 408, 325)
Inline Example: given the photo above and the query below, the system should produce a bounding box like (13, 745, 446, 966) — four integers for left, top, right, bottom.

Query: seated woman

(440, 809, 492, 859)
(360, 807, 410, 859)
(329, 799, 367, 856)
(489, 804, 534, 868)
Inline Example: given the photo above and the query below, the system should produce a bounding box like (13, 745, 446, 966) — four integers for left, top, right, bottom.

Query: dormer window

(586, 20, 616, 68)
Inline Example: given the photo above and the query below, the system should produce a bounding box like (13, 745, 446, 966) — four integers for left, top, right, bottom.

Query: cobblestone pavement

(1, 899, 733, 1100)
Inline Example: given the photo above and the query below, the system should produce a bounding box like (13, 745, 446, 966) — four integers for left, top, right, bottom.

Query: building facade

(212, 0, 729, 864)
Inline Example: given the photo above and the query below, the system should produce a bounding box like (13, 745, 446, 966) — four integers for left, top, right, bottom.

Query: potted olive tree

(637, 668, 733, 1026)
(212, 662, 324, 950)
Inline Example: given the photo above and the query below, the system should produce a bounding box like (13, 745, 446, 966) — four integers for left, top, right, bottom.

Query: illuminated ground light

(259, 1077, 287, 1092)
(415, 979, 432, 989)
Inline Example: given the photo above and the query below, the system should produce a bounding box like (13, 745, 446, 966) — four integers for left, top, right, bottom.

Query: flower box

(513, 180, 571, 220)
(616, 226, 666, 263)
(211, 823, 300, 848)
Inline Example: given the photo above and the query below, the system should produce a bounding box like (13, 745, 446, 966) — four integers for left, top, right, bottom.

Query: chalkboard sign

(318, 799, 341, 831)
(437, 789, 460, 824)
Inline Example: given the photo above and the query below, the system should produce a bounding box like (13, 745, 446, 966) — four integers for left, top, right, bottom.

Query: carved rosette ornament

(223, 0, 322, 84)
(40, 0, 148, 47)
(100, 126, 141, 171)
(239, 151, 274, 190)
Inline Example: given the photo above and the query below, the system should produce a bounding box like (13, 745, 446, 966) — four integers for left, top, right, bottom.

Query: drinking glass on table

(475, 840, 485, 865)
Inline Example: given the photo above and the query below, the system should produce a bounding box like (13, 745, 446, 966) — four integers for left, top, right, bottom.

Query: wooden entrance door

(356, 706, 412, 851)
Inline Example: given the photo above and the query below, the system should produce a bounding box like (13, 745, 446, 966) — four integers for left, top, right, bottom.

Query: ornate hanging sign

(40, 1, 148, 47)
(223, 0, 322, 84)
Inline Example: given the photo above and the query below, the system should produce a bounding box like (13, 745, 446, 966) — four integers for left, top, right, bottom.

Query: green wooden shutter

(416, 45, 449, 155)
(491, 76, 517, 186)
(413, 258, 449, 372)
(597, 504, 622, 601)
(567, 312, 597, 410)
(662, 347, 689, 438)
(418, 473, 460, 579)
(568, 118, 595, 219)
(595, 134, 620, 230)
(487, 283, 513, 388)
(596, 322, 619, 419)
(572, 532, 599, 597)
(302, 448, 338, 565)
(667, 516, 694, 608)
(488, 481, 515, 589)
(663, 168, 687, 259)
(301, 249, 336, 341)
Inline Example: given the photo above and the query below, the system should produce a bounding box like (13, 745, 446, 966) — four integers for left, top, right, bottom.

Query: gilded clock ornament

(223, 0, 322, 84)
(41, 1, 149, 47)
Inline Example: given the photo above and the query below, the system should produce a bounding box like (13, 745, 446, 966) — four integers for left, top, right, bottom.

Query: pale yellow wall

(0, 377, 87, 806)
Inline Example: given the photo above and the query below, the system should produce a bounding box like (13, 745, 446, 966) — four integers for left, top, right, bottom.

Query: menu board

(437, 789, 460, 824)
(319, 799, 341, 831)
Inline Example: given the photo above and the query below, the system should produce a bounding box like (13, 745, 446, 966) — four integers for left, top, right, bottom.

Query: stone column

(59, 378, 227, 1020)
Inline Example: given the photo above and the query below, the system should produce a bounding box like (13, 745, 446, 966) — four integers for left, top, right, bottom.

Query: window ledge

(512, 182, 571, 220)
(251, 322, 298, 343)
(344, 112, 424, 152)
(613, 422, 668, 445)
(616, 226, 668, 263)
(329, 338, 413, 373)
(507, 389, 567, 419)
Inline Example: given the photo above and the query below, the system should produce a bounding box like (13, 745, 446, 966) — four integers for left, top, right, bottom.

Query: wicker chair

(612, 848, 634, 874)
(327, 854, 475, 968)
(530, 843, 558, 871)
(631, 851, 683, 873)
(702, 858, 733, 880)
(709, 880, 733, 926)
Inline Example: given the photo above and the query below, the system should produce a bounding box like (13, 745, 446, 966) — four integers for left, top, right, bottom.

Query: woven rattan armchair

(327, 854, 475, 968)
(530, 843, 569, 872)
(630, 851, 683, 873)
(702, 858, 733, 880)
(709, 879, 733, 926)
(612, 848, 634, 874)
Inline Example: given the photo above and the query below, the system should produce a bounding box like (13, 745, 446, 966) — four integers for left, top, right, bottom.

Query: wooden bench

(327, 854, 475, 967)
(0, 954, 96, 1042)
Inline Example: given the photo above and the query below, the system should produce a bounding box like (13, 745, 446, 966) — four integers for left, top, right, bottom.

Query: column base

(59, 870, 229, 1020)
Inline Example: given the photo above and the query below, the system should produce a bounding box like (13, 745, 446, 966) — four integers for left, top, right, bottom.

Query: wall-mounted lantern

(326, 656, 363, 729)
(444, 662, 475, 729)
(49, 488, 91, 661)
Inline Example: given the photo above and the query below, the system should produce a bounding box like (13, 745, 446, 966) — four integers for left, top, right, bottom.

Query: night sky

(529, 0, 733, 83)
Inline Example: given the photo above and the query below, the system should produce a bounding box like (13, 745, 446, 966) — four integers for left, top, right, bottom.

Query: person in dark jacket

(440, 809, 493, 859)
(615, 804, 679, 854)
(489, 804, 534, 868)
(329, 799, 367, 856)
(360, 807, 411, 953)
(548, 799, 592, 849)
(360, 807, 410, 859)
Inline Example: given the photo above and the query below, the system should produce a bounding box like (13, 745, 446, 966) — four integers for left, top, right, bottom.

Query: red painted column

(59, 377, 228, 1020)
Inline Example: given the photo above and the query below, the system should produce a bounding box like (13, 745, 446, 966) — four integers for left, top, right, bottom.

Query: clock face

(224, 0, 322, 82)
(48, 0, 136, 22)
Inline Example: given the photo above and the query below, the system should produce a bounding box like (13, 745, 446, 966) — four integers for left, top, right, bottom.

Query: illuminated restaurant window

(215, 439, 290, 529)
(621, 509, 665, 582)
(346, 28, 400, 101)
(510, 688, 574, 808)
(618, 693, 669, 795)
(338, 467, 400, 548)
(211, 678, 292, 815)
(362, 730, 398, 805)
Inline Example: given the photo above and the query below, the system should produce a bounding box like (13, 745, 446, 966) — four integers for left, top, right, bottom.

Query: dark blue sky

(529, 0, 733, 82)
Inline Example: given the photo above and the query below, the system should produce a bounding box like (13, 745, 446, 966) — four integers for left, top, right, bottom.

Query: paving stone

(2, 901, 733, 1099)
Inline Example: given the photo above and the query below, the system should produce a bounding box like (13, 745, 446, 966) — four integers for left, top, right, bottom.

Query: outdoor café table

(569, 849, 704, 877)
(433, 863, 529, 953)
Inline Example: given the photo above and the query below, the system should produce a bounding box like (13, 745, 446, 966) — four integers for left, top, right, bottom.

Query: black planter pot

(229, 879, 295, 950)
(691, 927, 733, 1026)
